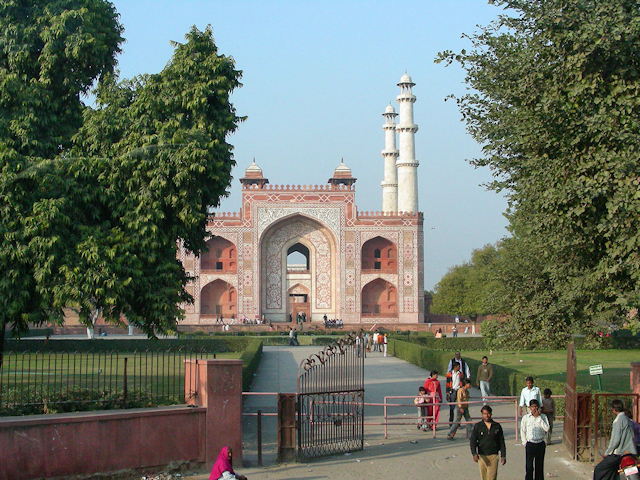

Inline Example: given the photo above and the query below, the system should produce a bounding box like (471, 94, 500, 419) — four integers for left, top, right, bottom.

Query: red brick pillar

(631, 363, 640, 395)
(185, 359, 243, 467)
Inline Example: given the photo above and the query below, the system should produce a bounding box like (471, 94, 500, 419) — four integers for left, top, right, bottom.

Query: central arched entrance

(259, 215, 337, 322)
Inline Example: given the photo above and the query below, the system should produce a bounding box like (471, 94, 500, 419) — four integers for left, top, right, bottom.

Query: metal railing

(0, 349, 215, 415)
(594, 393, 639, 461)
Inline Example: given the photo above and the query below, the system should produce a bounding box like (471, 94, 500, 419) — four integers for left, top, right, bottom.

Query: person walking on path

(593, 399, 637, 480)
(288, 327, 295, 346)
(520, 398, 550, 480)
(448, 351, 471, 380)
(372, 331, 379, 352)
(446, 362, 464, 423)
(519, 377, 542, 417)
(476, 356, 494, 403)
(383, 333, 388, 357)
(447, 378, 472, 440)
(470, 405, 506, 480)
(541, 388, 556, 445)
(423, 370, 442, 430)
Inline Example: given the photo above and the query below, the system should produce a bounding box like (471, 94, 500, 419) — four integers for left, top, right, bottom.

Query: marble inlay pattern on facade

(264, 220, 333, 310)
(361, 273, 398, 286)
(257, 206, 341, 239)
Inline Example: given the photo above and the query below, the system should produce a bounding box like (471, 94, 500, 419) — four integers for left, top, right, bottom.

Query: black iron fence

(0, 349, 215, 416)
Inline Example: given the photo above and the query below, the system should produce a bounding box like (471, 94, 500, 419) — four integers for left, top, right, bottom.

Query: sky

(108, 0, 511, 291)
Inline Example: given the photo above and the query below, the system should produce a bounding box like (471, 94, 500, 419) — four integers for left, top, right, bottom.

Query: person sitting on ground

(209, 446, 247, 480)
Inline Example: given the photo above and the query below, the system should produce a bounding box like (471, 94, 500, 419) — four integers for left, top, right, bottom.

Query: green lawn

(1, 351, 241, 391)
(464, 350, 638, 393)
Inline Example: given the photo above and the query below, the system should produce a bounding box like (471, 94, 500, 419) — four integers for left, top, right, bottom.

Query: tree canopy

(437, 0, 640, 345)
(1, 0, 244, 354)
(430, 244, 504, 322)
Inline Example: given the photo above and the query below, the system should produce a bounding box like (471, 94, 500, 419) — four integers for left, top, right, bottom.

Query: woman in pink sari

(423, 370, 442, 430)
(209, 446, 247, 480)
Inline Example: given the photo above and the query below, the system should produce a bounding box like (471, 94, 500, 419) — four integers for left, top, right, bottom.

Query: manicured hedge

(4, 338, 252, 353)
(389, 339, 591, 416)
(393, 332, 640, 351)
(9, 328, 54, 338)
(393, 334, 486, 351)
(240, 339, 263, 391)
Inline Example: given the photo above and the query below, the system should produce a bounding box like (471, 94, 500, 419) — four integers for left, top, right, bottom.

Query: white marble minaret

(396, 73, 419, 213)
(381, 103, 399, 212)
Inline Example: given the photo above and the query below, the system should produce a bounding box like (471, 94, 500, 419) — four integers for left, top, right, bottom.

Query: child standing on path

(541, 388, 556, 445)
(414, 386, 429, 431)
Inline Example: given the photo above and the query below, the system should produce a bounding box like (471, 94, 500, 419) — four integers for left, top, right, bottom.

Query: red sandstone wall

(0, 406, 206, 480)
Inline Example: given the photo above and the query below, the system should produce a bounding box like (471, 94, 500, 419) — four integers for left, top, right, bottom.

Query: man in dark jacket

(470, 405, 506, 480)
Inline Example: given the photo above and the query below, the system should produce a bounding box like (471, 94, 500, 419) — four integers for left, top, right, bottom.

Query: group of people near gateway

(412, 350, 639, 480)
(354, 330, 388, 357)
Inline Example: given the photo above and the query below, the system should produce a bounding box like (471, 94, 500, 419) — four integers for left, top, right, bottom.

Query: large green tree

(1, 1, 243, 362)
(1, 0, 124, 351)
(438, 0, 640, 343)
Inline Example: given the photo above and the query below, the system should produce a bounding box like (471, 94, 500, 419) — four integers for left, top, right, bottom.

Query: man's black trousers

(593, 454, 622, 480)
(525, 441, 546, 480)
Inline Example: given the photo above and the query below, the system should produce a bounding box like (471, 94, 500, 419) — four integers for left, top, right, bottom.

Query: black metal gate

(296, 333, 365, 461)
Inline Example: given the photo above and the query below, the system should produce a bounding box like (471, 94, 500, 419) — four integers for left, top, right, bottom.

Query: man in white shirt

(519, 377, 542, 417)
(520, 399, 550, 480)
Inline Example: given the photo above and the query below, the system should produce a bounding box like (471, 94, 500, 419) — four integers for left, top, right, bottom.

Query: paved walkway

(185, 345, 594, 479)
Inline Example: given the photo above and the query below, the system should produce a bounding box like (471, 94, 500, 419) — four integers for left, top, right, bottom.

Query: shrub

(392, 334, 486, 351)
(240, 339, 263, 391)
(389, 339, 590, 416)
(4, 338, 251, 354)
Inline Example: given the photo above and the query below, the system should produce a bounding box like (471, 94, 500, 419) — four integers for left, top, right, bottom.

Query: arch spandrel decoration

(262, 217, 334, 311)
(361, 273, 398, 286)
(257, 206, 341, 240)
(200, 274, 238, 290)
(288, 283, 310, 295)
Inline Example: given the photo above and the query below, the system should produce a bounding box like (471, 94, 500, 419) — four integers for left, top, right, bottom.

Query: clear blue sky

(108, 0, 510, 291)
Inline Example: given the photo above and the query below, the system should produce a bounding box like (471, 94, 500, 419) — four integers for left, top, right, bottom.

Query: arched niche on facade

(361, 236, 397, 273)
(201, 236, 237, 273)
(287, 243, 310, 271)
(259, 214, 337, 320)
(200, 279, 237, 317)
(287, 283, 310, 320)
(361, 278, 398, 317)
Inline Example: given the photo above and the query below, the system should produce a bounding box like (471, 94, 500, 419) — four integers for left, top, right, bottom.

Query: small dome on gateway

(384, 103, 396, 114)
(244, 158, 263, 177)
(333, 159, 352, 177)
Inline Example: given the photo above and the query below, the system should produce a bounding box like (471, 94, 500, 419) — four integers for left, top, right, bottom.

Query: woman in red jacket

(423, 370, 443, 430)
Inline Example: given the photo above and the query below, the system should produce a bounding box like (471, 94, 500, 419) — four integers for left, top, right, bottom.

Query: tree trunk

(0, 324, 5, 369)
